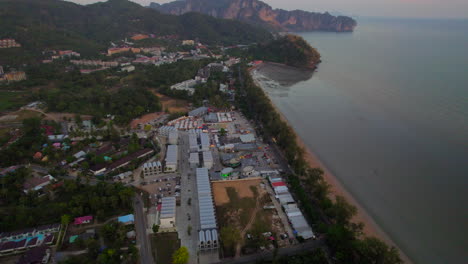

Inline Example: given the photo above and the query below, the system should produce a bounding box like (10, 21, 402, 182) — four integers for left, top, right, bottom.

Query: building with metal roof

(189, 152, 199, 168)
(143, 161, 162, 177)
(200, 133, 210, 151)
(118, 214, 134, 225)
(196, 168, 218, 250)
(202, 151, 213, 169)
(168, 131, 179, 145)
(284, 204, 315, 240)
(165, 145, 178, 172)
(189, 107, 208, 117)
(160, 197, 176, 229)
(189, 133, 199, 152)
(239, 134, 256, 143)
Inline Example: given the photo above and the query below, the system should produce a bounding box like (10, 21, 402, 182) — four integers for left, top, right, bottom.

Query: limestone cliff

(150, 0, 357, 32)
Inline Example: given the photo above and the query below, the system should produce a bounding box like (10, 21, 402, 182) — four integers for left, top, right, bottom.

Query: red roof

(41, 125, 55, 136)
(74, 215, 93, 225)
(272, 182, 286, 187)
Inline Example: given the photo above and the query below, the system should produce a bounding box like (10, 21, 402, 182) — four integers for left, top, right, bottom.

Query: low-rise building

(121, 65, 135, 72)
(188, 107, 208, 117)
(73, 216, 93, 225)
(202, 151, 213, 169)
(143, 161, 162, 177)
(118, 214, 134, 225)
(200, 133, 210, 152)
(165, 145, 178, 172)
(182, 40, 195, 45)
(189, 152, 199, 168)
(168, 130, 179, 145)
(170, 79, 197, 95)
(107, 47, 141, 56)
(4, 71, 26, 82)
(131, 34, 149, 41)
(23, 175, 55, 194)
(0, 39, 21, 48)
(159, 197, 176, 230)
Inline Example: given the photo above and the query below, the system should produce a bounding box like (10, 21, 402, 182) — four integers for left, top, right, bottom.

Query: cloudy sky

(68, 0, 468, 19)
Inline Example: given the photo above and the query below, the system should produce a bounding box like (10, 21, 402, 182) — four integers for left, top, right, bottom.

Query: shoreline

(250, 63, 413, 264)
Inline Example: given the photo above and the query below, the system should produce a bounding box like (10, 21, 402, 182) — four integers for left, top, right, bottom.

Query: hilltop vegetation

(249, 35, 321, 68)
(0, 0, 272, 64)
(227, 35, 321, 69)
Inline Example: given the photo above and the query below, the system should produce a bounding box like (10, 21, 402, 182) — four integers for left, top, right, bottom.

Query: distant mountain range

(0, 0, 272, 56)
(150, 0, 357, 32)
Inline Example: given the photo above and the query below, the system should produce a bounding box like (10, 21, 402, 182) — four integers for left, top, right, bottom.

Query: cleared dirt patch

(154, 92, 189, 113)
(130, 112, 165, 129)
(212, 178, 262, 206)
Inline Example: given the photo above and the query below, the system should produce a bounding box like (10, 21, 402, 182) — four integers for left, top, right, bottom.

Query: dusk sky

(68, 0, 468, 19)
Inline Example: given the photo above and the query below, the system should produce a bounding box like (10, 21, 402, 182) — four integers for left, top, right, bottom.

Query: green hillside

(0, 0, 272, 63)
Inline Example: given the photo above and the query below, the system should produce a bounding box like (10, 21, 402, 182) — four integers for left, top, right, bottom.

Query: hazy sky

(68, 0, 468, 19)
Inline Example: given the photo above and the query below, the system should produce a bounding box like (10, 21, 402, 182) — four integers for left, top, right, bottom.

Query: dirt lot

(154, 92, 189, 113)
(212, 178, 289, 257)
(212, 178, 262, 206)
(130, 112, 165, 129)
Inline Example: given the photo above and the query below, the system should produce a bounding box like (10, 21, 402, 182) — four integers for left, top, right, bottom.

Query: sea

(262, 18, 468, 264)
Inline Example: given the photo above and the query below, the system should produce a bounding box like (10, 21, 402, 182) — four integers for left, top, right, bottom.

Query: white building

(189, 133, 199, 152)
(284, 204, 315, 239)
(171, 79, 197, 95)
(143, 161, 162, 177)
(168, 130, 179, 145)
(189, 152, 200, 168)
(202, 151, 213, 169)
(165, 145, 178, 172)
(196, 168, 218, 250)
(121, 65, 135, 72)
(200, 133, 210, 151)
(159, 197, 176, 230)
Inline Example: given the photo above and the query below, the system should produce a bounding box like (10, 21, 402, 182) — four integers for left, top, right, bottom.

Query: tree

(219, 128, 227, 137)
(61, 214, 71, 226)
(172, 246, 189, 264)
(220, 226, 241, 252)
(74, 115, 83, 126)
(356, 237, 403, 264)
(152, 224, 159, 233)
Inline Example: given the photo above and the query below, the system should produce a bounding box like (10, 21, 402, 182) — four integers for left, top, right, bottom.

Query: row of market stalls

(196, 168, 219, 250)
(268, 176, 316, 240)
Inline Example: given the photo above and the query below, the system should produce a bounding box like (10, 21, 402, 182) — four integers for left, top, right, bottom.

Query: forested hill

(249, 35, 321, 69)
(0, 0, 272, 55)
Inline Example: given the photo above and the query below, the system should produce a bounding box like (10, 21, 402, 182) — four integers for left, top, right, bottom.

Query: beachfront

(250, 62, 412, 264)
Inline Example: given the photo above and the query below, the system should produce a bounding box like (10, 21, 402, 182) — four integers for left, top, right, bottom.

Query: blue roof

(118, 214, 134, 223)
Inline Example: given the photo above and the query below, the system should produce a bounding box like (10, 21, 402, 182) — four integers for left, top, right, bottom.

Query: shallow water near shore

(258, 18, 468, 264)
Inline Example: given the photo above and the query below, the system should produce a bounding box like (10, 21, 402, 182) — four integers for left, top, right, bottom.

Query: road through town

(134, 195, 154, 264)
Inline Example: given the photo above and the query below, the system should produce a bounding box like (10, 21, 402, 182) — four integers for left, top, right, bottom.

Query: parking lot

(138, 173, 181, 205)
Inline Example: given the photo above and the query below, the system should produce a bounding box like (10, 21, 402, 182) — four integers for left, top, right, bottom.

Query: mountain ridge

(0, 0, 273, 62)
(150, 0, 357, 32)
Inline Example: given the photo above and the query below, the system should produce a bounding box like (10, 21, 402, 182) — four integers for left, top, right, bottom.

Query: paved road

(134, 195, 154, 264)
(213, 239, 325, 264)
(176, 131, 201, 264)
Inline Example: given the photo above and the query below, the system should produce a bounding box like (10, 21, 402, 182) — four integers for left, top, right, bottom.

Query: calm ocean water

(264, 18, 468, 264)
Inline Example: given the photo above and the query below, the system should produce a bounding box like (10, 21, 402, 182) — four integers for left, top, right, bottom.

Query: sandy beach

(251, 62, 412, 264)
